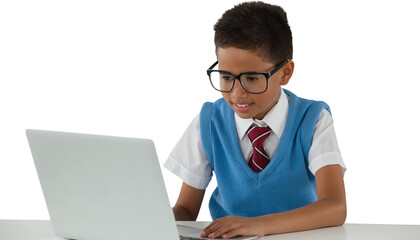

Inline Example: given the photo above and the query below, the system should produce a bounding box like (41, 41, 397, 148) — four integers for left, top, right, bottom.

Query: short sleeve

(163, 115, 213, 189)
(308, 109, 347, 176)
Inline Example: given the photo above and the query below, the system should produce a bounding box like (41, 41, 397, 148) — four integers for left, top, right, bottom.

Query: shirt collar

(235, 88, 289, 140)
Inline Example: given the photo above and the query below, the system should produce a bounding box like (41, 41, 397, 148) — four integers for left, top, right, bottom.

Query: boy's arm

(201, 164, 346, 238)
(173, 182, 206, 221)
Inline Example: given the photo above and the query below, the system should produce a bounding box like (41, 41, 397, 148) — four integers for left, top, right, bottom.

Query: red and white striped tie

(247, 125, 272, 172)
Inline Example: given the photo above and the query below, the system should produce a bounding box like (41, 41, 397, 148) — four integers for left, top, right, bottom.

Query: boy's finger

(201, 220, 222, 237)
(221, 228, 242, 239)
(208, 223, 237, 239)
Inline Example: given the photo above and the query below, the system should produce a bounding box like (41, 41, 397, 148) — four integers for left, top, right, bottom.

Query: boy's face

(217, 47, 293, 120)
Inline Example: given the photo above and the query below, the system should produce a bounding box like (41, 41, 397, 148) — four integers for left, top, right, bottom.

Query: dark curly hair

(214, 1, 293, 64)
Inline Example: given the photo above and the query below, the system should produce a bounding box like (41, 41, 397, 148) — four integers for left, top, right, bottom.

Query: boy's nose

(231, 79, 248, 98)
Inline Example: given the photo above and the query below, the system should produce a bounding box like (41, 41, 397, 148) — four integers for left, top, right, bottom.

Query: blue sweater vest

(199, 89, 331, 220)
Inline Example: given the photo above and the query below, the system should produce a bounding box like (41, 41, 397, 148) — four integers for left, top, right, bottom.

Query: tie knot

(247, 126, 271, 146)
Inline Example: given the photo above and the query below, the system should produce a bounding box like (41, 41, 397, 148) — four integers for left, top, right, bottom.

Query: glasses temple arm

(208, 61, 219, 70)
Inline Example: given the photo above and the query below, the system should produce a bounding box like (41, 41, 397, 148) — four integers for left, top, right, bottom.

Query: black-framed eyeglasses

(206, 59, 290, 94)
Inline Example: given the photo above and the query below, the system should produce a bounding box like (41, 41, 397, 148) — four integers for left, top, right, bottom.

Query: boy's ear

(280, 60, 294, 85)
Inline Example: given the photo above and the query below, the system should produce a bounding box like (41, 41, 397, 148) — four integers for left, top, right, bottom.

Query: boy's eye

(244, 74, 261, 82)
(220, 74, 233, 81)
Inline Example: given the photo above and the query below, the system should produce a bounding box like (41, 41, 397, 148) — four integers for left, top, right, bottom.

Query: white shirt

(164, 89, 346, 189)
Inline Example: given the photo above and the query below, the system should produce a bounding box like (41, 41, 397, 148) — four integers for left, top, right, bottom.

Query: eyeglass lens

(209, 72, 267, 93)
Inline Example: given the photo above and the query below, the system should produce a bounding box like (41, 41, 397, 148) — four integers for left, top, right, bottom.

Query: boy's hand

(200, 215, 264, 239)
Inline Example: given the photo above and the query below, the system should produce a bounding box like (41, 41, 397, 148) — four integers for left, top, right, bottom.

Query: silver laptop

(26, 129, 256, 240)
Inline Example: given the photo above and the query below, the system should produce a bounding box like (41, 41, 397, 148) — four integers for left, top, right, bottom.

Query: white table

(1, 220, 419, 239)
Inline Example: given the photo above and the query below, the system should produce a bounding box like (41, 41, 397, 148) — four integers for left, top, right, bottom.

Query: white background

(1, 0, 419, 224)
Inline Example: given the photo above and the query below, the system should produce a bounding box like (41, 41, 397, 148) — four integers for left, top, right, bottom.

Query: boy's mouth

(233, 103, 253, 113)
(236, 103, 251, 108)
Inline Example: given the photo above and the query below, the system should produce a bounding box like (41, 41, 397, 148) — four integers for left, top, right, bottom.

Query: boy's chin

(229, 103, 256, 119)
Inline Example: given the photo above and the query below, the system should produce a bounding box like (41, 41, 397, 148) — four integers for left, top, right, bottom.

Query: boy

(164, 1, 346, 238)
